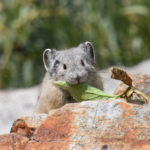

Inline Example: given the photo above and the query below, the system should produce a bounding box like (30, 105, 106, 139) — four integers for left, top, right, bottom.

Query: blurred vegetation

(0, 0, 150, 89)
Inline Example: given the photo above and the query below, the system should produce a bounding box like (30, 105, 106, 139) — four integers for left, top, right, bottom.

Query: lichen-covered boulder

(1, 99, 150, 150)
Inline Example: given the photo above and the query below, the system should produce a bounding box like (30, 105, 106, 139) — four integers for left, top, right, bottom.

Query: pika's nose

(76, 75, 80, 83)
(68, 72, 87, 85)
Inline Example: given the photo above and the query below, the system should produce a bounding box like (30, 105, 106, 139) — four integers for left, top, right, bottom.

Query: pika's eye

(81, 60, 85, 66)
(54, 60, 60, 67)
(63, 64, 67, 70)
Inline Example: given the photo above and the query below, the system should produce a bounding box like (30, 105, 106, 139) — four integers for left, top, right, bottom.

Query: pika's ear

(79, 41, 95, 65)
(43, 49, 56, 71)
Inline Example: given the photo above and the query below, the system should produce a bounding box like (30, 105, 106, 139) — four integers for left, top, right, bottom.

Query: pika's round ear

(43, 49, 56, 71)
(85, 41, 94, 59)
(79, 41, 95, 65)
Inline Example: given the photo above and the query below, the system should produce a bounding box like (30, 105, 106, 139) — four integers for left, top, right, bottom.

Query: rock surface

(1, 99, 150, 149)
(0, 133, 28, 150)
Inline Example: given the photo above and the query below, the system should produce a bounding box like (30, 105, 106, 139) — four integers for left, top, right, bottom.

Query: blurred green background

(0, 0, 150, 89)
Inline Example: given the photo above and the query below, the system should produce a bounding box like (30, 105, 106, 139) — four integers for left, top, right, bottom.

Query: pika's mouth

(66, 80, 85, 86)
(66, 75, 88, 85)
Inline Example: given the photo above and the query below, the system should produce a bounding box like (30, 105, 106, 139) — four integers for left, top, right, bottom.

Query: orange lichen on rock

(0, 133, 28, 150)
(34, 109, 73, 141)
(1, 97, 150, 149)
(10, 119, 30, 137)
(118, 102, 135, 117)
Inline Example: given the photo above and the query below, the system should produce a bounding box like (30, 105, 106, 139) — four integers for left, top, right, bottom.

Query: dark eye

(54, 60, 60, 67)
(63, 64, 67, 70)
(81, 60, 85, 66)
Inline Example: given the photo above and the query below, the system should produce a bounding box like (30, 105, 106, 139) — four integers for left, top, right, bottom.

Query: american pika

(33, 41, 103, 114)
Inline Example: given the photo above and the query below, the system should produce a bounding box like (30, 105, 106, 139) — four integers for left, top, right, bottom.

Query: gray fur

(43, 41, 96, 85)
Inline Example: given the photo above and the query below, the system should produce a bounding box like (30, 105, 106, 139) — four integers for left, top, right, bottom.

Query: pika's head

(43, 41, 95, 85)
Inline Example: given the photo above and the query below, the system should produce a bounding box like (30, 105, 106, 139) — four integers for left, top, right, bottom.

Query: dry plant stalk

(110, 67, 132, 86)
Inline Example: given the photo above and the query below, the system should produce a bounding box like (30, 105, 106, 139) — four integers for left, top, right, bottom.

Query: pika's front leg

(33, 80, 70, 114)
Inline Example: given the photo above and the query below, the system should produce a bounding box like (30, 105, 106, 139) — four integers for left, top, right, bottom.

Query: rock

(0, 133, 28, 150)
(1, 99, 150, 149)
(10, 114, 47, 137)
(125, 59, 150, 75)
(10, 119, 30, 137)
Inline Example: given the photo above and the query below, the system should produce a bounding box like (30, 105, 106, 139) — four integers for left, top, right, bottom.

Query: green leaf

(54, 81, 120, 102)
